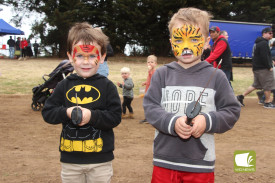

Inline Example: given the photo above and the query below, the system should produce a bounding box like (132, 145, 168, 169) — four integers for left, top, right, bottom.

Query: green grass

(0, 57, 256, 97)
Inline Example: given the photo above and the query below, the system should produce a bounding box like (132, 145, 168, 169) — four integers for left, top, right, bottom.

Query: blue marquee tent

(0, 18, 24, 36)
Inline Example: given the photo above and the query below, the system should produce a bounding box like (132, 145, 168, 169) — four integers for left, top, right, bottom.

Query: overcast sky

(0, 4, 36, 46)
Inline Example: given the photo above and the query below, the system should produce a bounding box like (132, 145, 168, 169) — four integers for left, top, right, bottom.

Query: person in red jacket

(205, 26, 232, 86)
(140, 55, 157, 123)
(19, 37, 28, 61)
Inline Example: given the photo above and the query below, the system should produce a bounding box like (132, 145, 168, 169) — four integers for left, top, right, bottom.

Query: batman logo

(66, 85, 100, 104)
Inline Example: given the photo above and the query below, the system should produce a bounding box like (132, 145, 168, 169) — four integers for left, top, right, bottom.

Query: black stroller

(31, 60, 74, 111)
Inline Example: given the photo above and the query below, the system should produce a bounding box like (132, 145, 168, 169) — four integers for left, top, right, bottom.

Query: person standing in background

(237, 27, 275, 108)
(256, 40, 275, 104)
(15, 37, 21, 59)
(26, 39, 33, 58)
(220, 30, 229, 40)
(95, 27, 114, 77)
(206, 26, 233, 86)
(33, 40, 40, 58)
(140, 55, 157, 124)
(117, 67, 134, 119)
(19, 38, 28, 61)
(7, 36, 15, 59)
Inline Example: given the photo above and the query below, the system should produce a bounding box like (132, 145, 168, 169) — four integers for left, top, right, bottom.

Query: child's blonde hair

(67, 22, 109, 55)
(120, 67, 130, 73)
(147, 55, 158, 63)
(168, 8, 212, 38)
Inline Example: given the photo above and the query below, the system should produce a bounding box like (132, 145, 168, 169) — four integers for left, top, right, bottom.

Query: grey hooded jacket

(143, 61, 241, 172)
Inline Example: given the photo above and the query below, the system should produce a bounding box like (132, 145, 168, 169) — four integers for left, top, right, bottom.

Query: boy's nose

(83, 56, 89, 63)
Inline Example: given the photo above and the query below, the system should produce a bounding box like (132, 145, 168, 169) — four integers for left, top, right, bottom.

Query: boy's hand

(191, 115, 206, 138)
(175, 116, 192, 139)
(142, 82, 146, 86)
(117, 82, 120, 86)
(66, 106, 91, 126)
(66, 107, 75, 119)
(78, 106, 91, 126)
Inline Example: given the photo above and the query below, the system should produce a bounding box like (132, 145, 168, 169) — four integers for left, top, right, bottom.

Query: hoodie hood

(67, 73, 106, 81)
(255, 36, 268, 44)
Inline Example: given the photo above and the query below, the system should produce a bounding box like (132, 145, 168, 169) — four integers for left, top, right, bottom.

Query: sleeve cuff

(169, 116, 180, 136)
(202, 112, 212, 132)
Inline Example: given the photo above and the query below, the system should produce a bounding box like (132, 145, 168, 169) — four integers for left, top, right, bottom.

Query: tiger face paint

(72, 45, 101, 65)
(171, 24, 205, 58)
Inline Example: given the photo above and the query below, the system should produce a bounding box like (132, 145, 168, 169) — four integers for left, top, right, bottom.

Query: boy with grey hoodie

(143, 8, 241, 182)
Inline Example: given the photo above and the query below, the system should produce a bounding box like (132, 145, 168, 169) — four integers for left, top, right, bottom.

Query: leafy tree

(2, 0, 275, 57)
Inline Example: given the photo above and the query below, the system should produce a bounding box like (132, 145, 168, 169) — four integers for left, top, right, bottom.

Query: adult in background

(7, 36, 15, 59)
(95, 27, 114, 77)
(33, 40, 39, 58)
(19, 38, 28, 61)
(26, 39, 33, 58)
(257, 40, 275, 104)
(237, 27, 275, 108)
(220, 30, 233, 82)
(97, 44, 114, 77)
(206, 26, 232, 86)
(15, 37, 21, 59)
(220, 30, 229, 40)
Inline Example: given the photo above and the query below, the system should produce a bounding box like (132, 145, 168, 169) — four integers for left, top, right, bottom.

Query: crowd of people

(6, 36, 39, 60)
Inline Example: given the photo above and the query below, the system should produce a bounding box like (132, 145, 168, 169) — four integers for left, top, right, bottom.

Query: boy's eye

(76, 54, 84, 58)
(174, 39, 182, 44)
(89, 55, 97, 59)
(191, 39, 199, 43)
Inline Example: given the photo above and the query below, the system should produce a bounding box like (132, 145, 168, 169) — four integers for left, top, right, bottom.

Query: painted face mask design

(72, 45, 101, 65)
(171, 25, 205, 57)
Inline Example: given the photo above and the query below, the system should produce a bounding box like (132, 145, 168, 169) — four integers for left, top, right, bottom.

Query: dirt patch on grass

(0, 95, 274, 183)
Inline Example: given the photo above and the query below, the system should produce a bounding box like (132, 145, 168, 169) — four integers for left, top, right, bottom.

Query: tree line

(2, 0, 275, 57)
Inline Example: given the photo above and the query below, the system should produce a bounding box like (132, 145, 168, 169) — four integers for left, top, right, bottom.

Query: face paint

(72, 45, 101, 65)
(171, 25, 204, 57)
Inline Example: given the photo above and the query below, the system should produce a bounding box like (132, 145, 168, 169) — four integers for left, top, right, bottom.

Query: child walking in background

(117, 67, 135, 119)
(140, 55, 157, 123)
(42, 22, 122, 183)
(143, 8, 240, 183)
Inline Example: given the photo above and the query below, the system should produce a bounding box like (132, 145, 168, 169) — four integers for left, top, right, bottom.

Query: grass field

(0, 56, 255, 97)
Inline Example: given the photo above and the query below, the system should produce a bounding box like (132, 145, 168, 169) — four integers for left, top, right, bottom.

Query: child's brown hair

(168, 8, 212, 38)
(67, 22, 109, 55)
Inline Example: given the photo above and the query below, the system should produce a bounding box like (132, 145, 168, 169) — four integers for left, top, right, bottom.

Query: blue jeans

(97, 61, 109, 77)
(9, 47, 15, 58)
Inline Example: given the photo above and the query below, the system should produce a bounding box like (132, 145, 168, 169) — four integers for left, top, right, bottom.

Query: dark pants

(21, 48, 27, 57)
(122, 96, 133, 114)
(222, 69, 232, 88)
(34, 49, 38, 57)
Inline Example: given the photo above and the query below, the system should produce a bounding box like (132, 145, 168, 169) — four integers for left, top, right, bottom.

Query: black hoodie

(42, 73, 121, 164)
(252, 37, 273, 71)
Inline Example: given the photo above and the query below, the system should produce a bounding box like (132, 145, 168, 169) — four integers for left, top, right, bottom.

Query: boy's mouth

(82, 67, 92, 71)
(181, 50, 193, 58)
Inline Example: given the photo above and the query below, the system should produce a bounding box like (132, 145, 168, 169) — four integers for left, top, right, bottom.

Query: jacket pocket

(154, 132, 208, 160)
